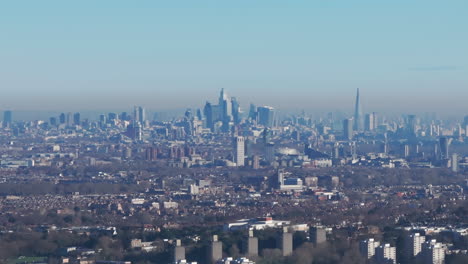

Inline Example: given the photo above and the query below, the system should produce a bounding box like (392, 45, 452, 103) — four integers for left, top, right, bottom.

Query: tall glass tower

(353, 88, 363, 131)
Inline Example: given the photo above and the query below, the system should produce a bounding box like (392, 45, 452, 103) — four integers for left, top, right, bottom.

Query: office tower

(73, 112, 81, 125)
(243, 230, 258, 257)
(365, 112, 377, 131)
(196, 108, 203, 121)
(219, 88, 232, 121)
(407, 114, 418, 136)
(203, 102, 214, 129)
(464, 115, 468, 127)
(234, 136, 245, 166)
(3, 110, 12, 127)
(231, 97, 241, 125)
(209, 235, 223, 263)
(248, 104, 257, 121)
(173, 239, 185, 263)
(343, 118, 353, 140)
(258, 106, 275, 127)
(375, 244, 396, 264)
(452, 153, 459, 173)
(310, 226, 326, 245)
(265, 142, 275, 163)
(422, 240, 445, 264)
(99, 114, 107, 125)
(49, 117, 57, 126)
(360, 238, 380, 259)
(405, 233, 425, 258)
(108, 112, 117, 122)
(59, 113, 66, 124)
(120, 112, 128, 121)
(134, 106, 145, 124)
(66, 112, 73, 127)
(353, 88, 363, 131)
(439, 137, 450, 160)
(203, 89, 241, 132)
(278, 227, 293, 256)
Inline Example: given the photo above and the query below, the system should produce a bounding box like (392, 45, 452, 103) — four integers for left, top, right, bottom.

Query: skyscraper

(439, 137, 450, 160)
(375, 244, 396, 264)
(3, 110, 12, 128)
(365, 112, 377, 131)
(353, 88, 363, 131)
(234, 136, 245, 166)
(258, 106, 275, 127)
(73, 112, 81, 126)
(231, 97, 241, 125)
(360, 238, 380, 259)
(203, 89, 239, 132)
(134, 106, 145, 125)
(219, 88, 232, 121)
(66, 112, 73, 127)
(248, 104, 257, 121)
(343, 118, 353, 140)
(59, 113, 66, 124)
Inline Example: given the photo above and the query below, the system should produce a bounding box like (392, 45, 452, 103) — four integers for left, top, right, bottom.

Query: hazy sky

(0, 1, 467, 114)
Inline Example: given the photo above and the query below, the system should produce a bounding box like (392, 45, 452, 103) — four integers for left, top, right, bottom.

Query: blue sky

(0, 0, 467, 114)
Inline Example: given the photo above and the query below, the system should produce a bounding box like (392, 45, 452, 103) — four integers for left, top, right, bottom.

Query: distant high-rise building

(452, 153, 459, 173)
(405, 233, 425, 259)
(203, 102, 214, 129)
(422, 240, 445, 264)
(353, 88, 363, 131)
(278, 227, 293, 256)
(209, 235, 223, 263)
(360, 238, 380, 259)
(203, 89, 241, 132)
(173, 239, 185, 263)
(120, 112, 128, 121)
(134, 106, 145, 124)
(375, 244, 396, 264)
(49, 117, 57, 126)
(108, 113, 118, 122)
(219, 88, 232, 121)
(243, 230, 258, 257)
(365, 112, 377, 131)
(407, 114, 418, 136)
(234, 136, 245, 166)
(310, 227, 327, 245)
(248, 104, 257, 122)
(231, 97, 241, 125)
(439, 137, 450, 160)
(3, 110, 12, 128)
(343, 118, 353, 140)
(66, 112, 73, 127)
(258, 106, 275, 127)
(59, 113, 66, 124)
(73, 112, 81, 125)
(265, 142, 275, 163)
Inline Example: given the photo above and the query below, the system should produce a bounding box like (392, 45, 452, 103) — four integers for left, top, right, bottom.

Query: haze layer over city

(0, 1, 467, 264)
